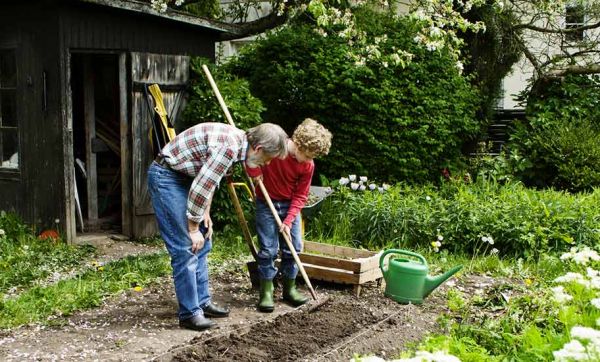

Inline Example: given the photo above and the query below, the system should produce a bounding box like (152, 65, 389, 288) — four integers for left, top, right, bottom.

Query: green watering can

(379, 249, 463, 304)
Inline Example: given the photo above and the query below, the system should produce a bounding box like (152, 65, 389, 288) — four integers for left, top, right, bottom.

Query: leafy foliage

(508, 75, 600, 192)
(0, 212, 94, 294)
(226, 8, 480, 184)
(308, 178, 600, 257)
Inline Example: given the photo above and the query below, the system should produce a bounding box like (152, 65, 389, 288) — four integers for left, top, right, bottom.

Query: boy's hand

(279, 223, 292, 241)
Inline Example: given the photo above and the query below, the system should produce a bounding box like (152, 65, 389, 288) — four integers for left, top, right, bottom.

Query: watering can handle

(379, 249, 428, 274)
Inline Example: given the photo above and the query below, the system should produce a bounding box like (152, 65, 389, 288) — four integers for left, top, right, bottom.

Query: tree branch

(514, 20, 600, 34)
(545, 64, 600, 77)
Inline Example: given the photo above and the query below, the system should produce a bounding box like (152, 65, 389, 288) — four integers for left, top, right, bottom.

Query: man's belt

(155, 154, 170, 168)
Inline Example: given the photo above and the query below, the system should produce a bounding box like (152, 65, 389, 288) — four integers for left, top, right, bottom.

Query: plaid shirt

(160, 123, 247, 223)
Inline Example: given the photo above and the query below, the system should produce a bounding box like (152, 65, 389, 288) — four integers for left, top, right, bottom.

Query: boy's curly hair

(292, 118, 332, 157)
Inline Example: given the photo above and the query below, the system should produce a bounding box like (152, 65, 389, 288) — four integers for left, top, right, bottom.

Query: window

(0, 49, 18, 170)
(565, 5, 585, 43)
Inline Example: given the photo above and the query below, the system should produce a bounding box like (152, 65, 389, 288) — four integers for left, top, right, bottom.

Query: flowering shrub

(227, 6, 480, 184)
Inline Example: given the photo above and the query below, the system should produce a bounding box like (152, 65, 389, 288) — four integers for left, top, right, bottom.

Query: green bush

(178, 58, 265, 132)
(508, 75, 600, 192)
(308, 178, 600, 257)
(226, 8, 480, 184)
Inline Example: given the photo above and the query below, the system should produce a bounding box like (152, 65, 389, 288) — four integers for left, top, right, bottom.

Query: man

(148, 122, 288, 330)
(247, 118, 332, 312)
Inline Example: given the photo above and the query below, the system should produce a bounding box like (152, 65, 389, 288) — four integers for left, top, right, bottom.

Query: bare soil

(0, 239, 507, 361)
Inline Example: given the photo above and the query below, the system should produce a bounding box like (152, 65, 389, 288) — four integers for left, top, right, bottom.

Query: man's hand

(279, 223, 292, 241)
(203, 211, 213, 240)
(190, 229, 205, 253)
(252, 175, 263, 183)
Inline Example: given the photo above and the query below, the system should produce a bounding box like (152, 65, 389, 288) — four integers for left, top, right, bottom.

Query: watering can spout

(423, 265, 463, 298)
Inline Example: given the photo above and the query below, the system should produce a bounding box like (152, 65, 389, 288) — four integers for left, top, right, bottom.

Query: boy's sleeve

(283, 164, 314, 227)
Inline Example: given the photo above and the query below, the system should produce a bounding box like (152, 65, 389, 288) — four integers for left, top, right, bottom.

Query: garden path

(0, 237, 505, 361)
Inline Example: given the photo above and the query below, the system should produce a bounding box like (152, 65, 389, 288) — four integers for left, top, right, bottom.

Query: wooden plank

(61, 47, 76, 243)
(119, 53, 132, 237)
(83, 57, 98, 222)
(299, 253, 362, 273)
(357, 267, 384, 284)
(355, 252, 382, 273)
(304, 240, 375, 259)
(303, 264, 360, 284)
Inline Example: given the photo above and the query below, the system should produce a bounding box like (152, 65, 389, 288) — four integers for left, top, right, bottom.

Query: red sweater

(246, 155, 314, 226)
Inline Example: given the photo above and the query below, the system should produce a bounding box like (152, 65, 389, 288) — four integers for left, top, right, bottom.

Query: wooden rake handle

(256, 180, 318, 300)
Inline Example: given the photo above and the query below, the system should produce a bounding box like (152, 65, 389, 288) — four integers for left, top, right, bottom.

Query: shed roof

(76, 0, 239, 35)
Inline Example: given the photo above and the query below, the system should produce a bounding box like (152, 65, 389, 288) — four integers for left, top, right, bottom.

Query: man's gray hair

(246, 123, 288, 158)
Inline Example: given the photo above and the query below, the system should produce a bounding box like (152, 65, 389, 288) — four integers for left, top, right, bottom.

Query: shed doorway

(71, 53, 122, 234)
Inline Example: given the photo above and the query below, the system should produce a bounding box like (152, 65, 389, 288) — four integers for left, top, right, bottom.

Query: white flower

(561, 247, 600, 265)
(554, 272, 587, 286)
(571, 326, 600, 341)
(433, 247, 439, 253)
(360, 176, 368, 182)
(429, 26, 443, 37)
(359, 185, 367, 191)
(425, 196, 431, 201)
(481, 236, 489, 243)
(382, 184, 390, 190)
(54, 218, 60, 224)
(551, 286, 573, 303)
(591, 298, 600, 309)
(339, 177, 350, 186)
(491, 248, 499, 255)
(437, 235, 444, 241)
(435, 241, 442, 248)
(378, 187, 385, 193)
(488, 237, 494, 245)
(456, 61, 464, 72)
(369, 184, 377, 190)
(553, 339, 588, 361)
(0, 229, 5, 236)
(175, 0, 184, 5)
(349, 175, 357, 181)
(350, 182, 359, 190)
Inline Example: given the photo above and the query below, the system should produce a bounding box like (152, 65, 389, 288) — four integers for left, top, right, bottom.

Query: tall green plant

(308, 178, 600, 257)
(227, 8, 480, 184)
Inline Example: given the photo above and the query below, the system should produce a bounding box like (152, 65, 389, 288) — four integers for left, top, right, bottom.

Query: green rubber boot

(282, 278, 309, 306)
(257, 279, 274, 313)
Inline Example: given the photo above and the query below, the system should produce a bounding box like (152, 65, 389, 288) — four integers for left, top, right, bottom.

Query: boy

(247, 118, 332, 312)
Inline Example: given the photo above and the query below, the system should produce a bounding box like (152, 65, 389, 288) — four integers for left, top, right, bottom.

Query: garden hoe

(201, 64, 330, 311)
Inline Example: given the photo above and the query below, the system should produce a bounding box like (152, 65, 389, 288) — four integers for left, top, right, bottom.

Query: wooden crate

(247, 241, 382, 297)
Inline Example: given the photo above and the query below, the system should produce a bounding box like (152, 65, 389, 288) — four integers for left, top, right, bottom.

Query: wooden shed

(0, 0, 233, 242)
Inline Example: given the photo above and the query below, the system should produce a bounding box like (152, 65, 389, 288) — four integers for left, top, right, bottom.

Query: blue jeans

(255, 199, 302, 280)
(147, 162, 212, 320)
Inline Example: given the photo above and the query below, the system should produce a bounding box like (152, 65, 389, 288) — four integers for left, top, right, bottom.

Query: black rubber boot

(282, 278, 309, 307)
(258, 279, 275, 313)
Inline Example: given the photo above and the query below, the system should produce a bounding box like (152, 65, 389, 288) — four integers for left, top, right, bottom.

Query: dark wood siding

(0, 2, 65, 229)
(0, 0, 221, 238)
(59, 2, 218, 57)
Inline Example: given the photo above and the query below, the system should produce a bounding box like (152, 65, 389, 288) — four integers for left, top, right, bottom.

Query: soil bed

(167, 284, 445, 362)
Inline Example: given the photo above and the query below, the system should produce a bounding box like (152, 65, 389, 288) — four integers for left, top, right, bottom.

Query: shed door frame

(64, 50, 129, 242)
